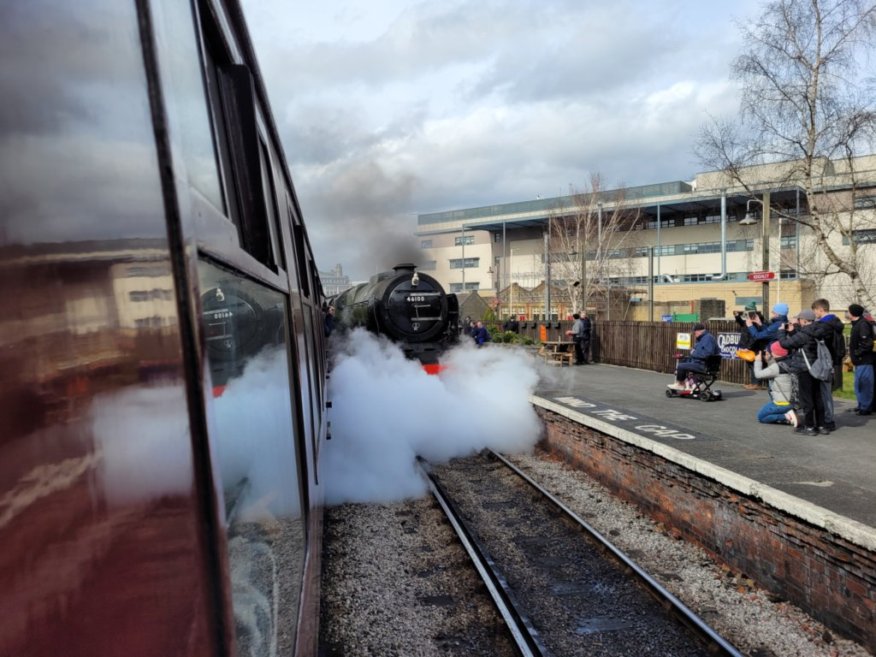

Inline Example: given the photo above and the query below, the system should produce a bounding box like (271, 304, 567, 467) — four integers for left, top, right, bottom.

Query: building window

(843, 229, 876, 244)
(420, 239, 432, 249)
(454, 235, 474, 246)
(419, 260, 437, 271)
(449, 258, 479, 269)
(853, 195, 876, 210)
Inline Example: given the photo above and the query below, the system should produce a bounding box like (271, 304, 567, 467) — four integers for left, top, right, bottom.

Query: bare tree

(698, 0, 876, 308)
(547, 175, 642, 315)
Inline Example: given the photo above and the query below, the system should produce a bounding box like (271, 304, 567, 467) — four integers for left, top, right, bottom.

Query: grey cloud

(242, 0, 761, 280)
(296, 159, 422, 279)
(282, 102, 427, 167)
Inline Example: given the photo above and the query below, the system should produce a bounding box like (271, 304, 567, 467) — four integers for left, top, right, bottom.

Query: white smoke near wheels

(323, 328, 544, 505)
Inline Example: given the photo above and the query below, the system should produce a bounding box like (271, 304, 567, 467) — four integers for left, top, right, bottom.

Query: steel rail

(488, 449, 745, 657)
(417, 458, 548, 657)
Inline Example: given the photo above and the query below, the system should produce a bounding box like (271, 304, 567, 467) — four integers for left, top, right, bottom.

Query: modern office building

(416, 156, 876, 321)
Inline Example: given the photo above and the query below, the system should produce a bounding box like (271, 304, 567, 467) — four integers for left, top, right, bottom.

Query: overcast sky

(240, 0, 765, 281)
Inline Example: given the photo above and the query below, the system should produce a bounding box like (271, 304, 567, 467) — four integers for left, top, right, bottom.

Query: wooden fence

(509, 319, 751, 385)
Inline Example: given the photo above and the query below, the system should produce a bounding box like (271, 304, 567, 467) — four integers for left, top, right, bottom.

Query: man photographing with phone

(739, 303, 789, 390)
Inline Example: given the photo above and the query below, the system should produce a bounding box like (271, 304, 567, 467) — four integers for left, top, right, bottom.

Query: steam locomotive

(331, 263, 460, 369)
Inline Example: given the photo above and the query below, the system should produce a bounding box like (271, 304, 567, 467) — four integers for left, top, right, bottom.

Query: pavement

(532, 362, 876, 546)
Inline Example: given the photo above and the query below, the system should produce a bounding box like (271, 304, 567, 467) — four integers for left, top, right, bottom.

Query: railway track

(421, 450, 744, 657)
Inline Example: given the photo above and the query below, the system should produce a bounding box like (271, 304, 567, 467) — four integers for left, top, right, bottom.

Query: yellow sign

(676, 332, 691, 350)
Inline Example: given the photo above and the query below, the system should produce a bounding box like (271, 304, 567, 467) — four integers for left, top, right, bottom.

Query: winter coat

(778, 321, 832, 374)
(690, 330, 719, 361)
(747, 314, 787, 349)
(473, 325, 490, 346)
(849, 317, 875, 366)
(754, 358, 795, 404)
(818, 314, 846, 365)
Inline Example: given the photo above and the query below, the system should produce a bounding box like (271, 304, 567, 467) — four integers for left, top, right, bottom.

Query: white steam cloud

(91, 384, 193, 506)
(323, 329, 544, 505)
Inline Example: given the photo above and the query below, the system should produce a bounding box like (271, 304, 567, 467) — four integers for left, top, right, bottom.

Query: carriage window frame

(197, 2, 280, 273)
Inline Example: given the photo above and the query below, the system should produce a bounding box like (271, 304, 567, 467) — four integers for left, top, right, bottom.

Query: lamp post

(460, 224, 466, 292)
(741, 194, 775, 311)
(509, 248, 516, 320)
(543, 229, 551, 320)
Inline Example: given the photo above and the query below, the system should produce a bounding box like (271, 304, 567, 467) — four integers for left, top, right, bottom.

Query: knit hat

(848, 303, 865, 318)
(692, 323, 706, 331)
(772, 302, 789, 316)
(769, 342, 789, 359)
(796, 309, 816, 321)
(743, 301, 758, 312)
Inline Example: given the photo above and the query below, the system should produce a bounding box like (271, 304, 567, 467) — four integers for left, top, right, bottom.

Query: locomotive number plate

(406, 295, 426, 302)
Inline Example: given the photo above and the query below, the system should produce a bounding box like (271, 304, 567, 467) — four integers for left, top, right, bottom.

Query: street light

(739, 199, 759, 226)
(739, 195, 782, 309)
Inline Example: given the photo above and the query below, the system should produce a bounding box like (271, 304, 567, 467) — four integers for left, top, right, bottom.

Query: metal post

(502, 222, 507, 311)
(720, 191, 727, 278)
(648, 246, 654, 321)
(762, 192, 770, 311)
(795, 188, 800, 272)
(776, 212, 781, 305)
(509, 249, 514, 318)
(656, 203, 661, 279)
(461, 224, 465, 291)
(580, 214, 587, 312)
(544, 229, 550, 320)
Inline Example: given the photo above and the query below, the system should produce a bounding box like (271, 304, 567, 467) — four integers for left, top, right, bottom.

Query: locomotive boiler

(332, 263, 460, 366)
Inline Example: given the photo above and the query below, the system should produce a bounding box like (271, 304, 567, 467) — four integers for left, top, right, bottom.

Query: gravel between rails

(319, 450, 872, 657)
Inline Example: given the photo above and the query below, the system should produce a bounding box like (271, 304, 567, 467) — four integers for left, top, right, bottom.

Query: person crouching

(667, 323, 719, 391)
(753, 342, 798, 427)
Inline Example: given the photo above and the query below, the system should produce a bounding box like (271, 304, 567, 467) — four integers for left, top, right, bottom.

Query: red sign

(747, 271, 776, 281)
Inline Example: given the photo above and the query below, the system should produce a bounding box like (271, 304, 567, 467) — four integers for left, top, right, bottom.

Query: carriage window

(198, 3, 278, 269)
(289, 207, 311, 299)
(151, 0, 225, 211)
(199, 24, 242, 243)
(259, 139, 284, 270)
(197, 261, 305, 657)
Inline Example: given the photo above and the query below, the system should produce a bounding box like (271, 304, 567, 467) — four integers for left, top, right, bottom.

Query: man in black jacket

(812, 298, 846, 430)
(778, 309, 833, 435)
(848, 304, 874, 416)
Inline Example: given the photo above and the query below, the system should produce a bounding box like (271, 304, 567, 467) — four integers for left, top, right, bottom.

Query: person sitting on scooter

(668, 323, 719, 391)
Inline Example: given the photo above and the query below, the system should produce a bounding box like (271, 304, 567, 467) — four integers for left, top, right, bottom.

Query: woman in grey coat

(753, 341, 798, 427)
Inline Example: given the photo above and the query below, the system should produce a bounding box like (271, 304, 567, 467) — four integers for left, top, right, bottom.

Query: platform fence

(511, 319, 751, 385)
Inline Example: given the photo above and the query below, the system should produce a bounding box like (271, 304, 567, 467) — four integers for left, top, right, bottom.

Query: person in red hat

(753, 341, 798, 426)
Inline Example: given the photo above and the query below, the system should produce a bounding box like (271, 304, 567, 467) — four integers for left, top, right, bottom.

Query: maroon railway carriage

(0, 1, 328, 656)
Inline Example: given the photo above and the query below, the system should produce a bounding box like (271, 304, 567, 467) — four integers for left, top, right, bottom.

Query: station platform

(532, 363, 876, 546)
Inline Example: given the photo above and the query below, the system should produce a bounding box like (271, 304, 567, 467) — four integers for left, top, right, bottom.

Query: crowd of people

(669, 298, 874, 436)
(452, 298, 874, 437)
